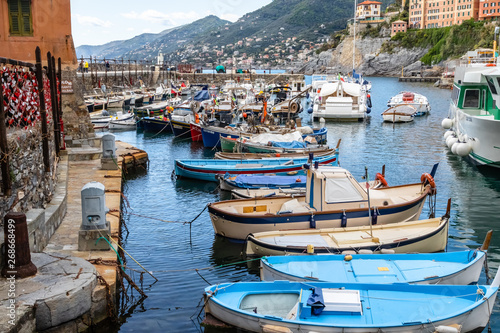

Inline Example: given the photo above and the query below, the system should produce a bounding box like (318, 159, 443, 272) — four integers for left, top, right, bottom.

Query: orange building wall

(0, 0, 76, 64)
(479, 0, 500, 20)
(410, 0, 479, 28)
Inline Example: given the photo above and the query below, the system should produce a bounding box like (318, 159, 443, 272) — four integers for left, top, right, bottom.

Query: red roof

(357, 1, 382, 5)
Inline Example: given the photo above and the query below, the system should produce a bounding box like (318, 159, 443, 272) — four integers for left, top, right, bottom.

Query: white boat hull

(209, 196, 425, 240)
(453, 104, 500, 168)
(382, 114, 414, 123)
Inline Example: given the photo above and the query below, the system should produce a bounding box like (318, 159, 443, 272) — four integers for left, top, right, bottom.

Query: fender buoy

(375, 173, 388, 187)
(421, 173, 436, 188)
(486, 63, 496, 67)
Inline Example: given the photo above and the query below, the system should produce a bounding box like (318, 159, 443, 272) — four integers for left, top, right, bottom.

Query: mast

(353, 0, 357, 71)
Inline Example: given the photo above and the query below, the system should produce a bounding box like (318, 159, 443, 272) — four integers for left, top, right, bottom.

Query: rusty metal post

(57, 57, 65, 150)
(121, 57, 124, 86)
(47, 52, 60, 156)
(35, 47, 50, 172)
(1, 212, 37, 278)
(0, 81, 12, 196)
(128, 59, 131, 86)
(104, 57, 108, 86)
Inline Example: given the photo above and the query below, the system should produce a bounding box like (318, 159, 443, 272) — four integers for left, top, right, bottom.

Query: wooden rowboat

(214, 148, 338, 160)
(245, 214, 449, 257)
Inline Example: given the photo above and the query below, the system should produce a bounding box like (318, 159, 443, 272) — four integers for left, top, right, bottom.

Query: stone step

(67, 146, 102, 161)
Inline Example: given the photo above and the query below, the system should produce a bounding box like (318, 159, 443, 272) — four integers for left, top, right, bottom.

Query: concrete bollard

(1, 212, 37, 278)
(101, 133, 118, 170)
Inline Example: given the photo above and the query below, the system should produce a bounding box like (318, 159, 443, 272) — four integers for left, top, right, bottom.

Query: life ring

(375, 173, 388, 187)
(421, 173, 436, 188)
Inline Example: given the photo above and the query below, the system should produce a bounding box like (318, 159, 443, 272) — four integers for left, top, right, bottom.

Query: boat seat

(235, 164, 263, 168)
(278, 199, 311, 214)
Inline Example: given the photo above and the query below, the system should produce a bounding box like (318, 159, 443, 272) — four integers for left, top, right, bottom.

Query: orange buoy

(375, 173, 388, 187)
(421, 173, 436, 188)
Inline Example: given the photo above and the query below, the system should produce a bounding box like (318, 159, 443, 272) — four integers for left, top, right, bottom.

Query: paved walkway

(0, 140, 146, 332)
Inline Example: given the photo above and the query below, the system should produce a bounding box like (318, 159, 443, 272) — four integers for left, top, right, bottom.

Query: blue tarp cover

(229, 175, 306, 188)
(307, 287, 325, 316)
(193, 90, 210, 101)
(270, 141, 306, 149)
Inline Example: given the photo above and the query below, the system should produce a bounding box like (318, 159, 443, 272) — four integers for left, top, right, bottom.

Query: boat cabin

(305, 166, 390, 212)
(316, 81, 362, 115)
(453, 66, 500, 120)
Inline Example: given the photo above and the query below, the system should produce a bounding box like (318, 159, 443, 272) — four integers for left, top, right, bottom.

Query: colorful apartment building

(0, 0, 76, 63)
(356, 1, 384, 21)
(478, 0, 500, 20)
(409, 0, 480, 28)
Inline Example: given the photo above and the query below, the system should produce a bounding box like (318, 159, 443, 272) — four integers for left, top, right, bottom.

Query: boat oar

(365, 166, 374, 238)
(480, 230, 494, 251)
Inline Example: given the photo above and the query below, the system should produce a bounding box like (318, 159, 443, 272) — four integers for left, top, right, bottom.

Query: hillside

(75, 16, 230, 60)
(76, 0, 394, 65)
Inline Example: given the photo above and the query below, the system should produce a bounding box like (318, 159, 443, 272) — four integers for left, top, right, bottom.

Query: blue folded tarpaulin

(229, 175, 307, 189)
(194, 90, 210, 101)
(270, 141, 307, 149)
(307, 287, 325, 316)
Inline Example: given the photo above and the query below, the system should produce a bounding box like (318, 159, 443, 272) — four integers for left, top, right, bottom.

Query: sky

(71, 0, 273, 47)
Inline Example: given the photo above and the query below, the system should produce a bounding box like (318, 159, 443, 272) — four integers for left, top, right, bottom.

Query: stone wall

(0, 126, 57, 219)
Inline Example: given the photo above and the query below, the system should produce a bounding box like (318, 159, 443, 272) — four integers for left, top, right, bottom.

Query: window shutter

(20, 0, 32, 35)
(8, 0, 20, 35)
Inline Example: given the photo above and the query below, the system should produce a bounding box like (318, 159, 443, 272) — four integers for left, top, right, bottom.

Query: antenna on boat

(365, 166, 373, 237)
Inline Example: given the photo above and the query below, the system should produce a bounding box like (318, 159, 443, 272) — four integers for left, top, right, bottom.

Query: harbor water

(106, 76, 500, 332)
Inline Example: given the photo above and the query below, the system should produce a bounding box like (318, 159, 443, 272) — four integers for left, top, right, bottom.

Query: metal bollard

(1, 212, 37, 278)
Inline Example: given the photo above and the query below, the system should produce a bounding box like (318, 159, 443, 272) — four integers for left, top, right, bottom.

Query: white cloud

(74, 14, 112, 28)
(220, 13, 239, 22)
(121, 10, 201, 27)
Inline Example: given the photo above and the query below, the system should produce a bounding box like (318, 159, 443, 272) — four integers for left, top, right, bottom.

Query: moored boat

(442, 58, 500, 170)
(382, 104, 417, 123)
(387, 91, 431, 116)
(245, 214, 449, 256)
(260, 232, 491, 284)
(214, 147, 338, 160)
(140, 115, 172, 134)
(203, 270, 500, 333)
(208, 164, 437, 240)
(175, 154, 339, 182)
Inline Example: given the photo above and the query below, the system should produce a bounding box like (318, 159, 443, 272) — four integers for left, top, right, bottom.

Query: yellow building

(356, 1, 384, 21)
(0, 0, 77, 63)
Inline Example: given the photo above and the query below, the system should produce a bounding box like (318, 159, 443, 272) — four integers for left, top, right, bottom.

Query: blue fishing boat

(175, 154, 339, 182)
(203, 274, 500, 333)
(260, 246, 489, 285)
(170, 114, 192, 138)
(201, 124, 240, 148)
(140, 116, 172, 134)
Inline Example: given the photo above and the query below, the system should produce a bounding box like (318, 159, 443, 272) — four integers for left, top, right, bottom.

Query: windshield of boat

(462, 89, 480, 108)
(324, 178, 364, 203)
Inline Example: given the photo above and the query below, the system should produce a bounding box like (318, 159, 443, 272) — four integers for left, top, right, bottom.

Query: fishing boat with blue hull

(201, 124, 242, 148)
(140, 116, 172, 134)
(175, 154, 339, 182)
(203, 272, 500, 333)
(169, 114, 192, 138)
(260, 239, 491, 285)
(208, 164, 437, 240)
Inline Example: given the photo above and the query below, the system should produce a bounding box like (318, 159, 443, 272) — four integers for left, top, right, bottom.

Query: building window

(8, 0, 32, 36)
